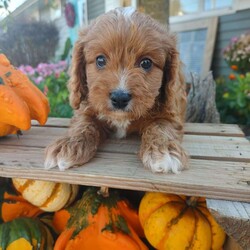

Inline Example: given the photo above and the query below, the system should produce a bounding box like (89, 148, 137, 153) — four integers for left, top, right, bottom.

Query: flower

(18, 65, 36, 75)
(18, 61, 72, 118)
(34, 76, 44, 85)
(223, 32, 250, 74)
(231, 65, 238, 71)
(65, 3, 75, 27)
(229, 74, 236, 80)
(223, 92, 229, 98)
(18, 61, 68, 81)
(231, 37, 238, 43)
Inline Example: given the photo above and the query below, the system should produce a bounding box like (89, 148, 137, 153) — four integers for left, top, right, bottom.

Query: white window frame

(170, 17, 218, 77)
(170, 0, 239, 24)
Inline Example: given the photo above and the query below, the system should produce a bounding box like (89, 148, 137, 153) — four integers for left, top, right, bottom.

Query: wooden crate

(0, 118, 249, 249)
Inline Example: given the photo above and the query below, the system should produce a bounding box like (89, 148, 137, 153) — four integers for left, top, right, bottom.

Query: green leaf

(61, 38, 72, 60)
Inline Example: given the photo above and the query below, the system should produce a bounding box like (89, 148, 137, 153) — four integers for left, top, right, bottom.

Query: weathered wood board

(0, 118, 249, 202)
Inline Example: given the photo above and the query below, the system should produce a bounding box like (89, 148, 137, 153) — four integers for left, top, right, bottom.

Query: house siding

(87, 0, 105, 22)
(54, 16, 69, 60)
(211, 8, 250, 78)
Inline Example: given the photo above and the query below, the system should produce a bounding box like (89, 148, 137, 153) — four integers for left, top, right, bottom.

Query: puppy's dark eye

(140, 58, 152, 71)
(96, 55, 106, 69)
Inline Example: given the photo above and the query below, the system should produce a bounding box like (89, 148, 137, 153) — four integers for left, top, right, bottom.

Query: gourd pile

(0, 54, 226, 249)
(0, 178, 226, 250)
(0, 54, 49, 137)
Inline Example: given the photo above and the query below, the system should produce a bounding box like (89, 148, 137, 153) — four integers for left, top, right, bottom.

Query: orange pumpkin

(54, 187, 147, 250)
(0, 54, 50, 136)
(53, 208, 71, 233)
(139, 192, 226, 250)
(0, 182, 42, 222)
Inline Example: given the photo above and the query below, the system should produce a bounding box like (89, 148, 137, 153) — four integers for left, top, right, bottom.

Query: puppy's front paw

(44, 137, 96, 171)
(140, 142, 188, 174)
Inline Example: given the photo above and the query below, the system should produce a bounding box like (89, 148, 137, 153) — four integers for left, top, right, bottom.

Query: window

(204, 0, 233, 11)
(170, 0, 233, 17)
(178, 29, 207, 76)
(171, 17, 218, 78)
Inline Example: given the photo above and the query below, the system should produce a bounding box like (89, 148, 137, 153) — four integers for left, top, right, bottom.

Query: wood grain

(1, 127, 249, 162)
(0, 118, 250, 202)
(32, 118, 245, 137)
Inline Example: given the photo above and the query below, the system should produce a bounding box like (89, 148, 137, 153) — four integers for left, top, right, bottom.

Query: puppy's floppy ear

(160, 34, 185, 106)
(68, 29, 88, 110)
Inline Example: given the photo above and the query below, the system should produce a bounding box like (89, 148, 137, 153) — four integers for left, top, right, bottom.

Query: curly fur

(45, 7, 188, 173)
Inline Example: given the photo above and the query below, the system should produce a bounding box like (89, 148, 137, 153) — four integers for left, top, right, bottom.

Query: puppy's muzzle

(110, 89, 131, 110)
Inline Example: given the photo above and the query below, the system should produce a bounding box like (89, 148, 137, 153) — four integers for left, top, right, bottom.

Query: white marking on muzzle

(119, 72, 128, 89)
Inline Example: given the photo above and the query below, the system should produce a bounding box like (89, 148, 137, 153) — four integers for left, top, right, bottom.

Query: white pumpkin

(12, 178, 79, 212)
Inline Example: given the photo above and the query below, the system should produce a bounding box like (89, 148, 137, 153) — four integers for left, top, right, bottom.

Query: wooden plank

(207, 199, 250, 250)
(32, 118, 245, 137)
(0, 145, 249, 202)
(32, 118, 71, 128)
(184, 123, 244, 137)
(1, 127, 249, 163)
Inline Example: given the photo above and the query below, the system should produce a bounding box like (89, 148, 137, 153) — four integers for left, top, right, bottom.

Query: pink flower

(231, 37, 238, 43)
(18, 65, 35, 75)
(34, 76, 44, 85)
(25, 65, 35, 75)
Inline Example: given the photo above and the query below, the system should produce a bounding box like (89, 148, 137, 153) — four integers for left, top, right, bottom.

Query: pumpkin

(52, 208, 71, 233)
(0, 217, 54, 250)
(0, 54, 50, 136)
(12, 178, 79, 212)
(139, 192, 226, 250)
(0, 182, 42, 223)
(54, 187, 147, 250)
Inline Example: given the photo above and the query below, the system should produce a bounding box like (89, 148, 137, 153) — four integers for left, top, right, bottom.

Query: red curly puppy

(45, 7, 188, 173)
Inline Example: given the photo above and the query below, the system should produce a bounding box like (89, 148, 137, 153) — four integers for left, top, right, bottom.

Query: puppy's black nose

(110, 89, 132, 110)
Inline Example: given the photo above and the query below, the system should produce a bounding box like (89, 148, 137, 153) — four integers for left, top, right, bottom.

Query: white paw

(44, 156, 57, 170)
(57, 159, 73, 171)
(142, 152, 184, 174)
(44, 156, 73, 171)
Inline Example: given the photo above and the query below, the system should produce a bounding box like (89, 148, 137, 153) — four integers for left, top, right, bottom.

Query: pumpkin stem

(186, 196, 199, 207)
(97, 186, 109, 197)
(17, 130, 23, 138)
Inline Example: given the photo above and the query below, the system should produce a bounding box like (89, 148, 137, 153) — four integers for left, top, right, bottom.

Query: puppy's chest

(111, 120, 130, 139)
(98, 117, 140, 139)
(114, 126, 127, 139)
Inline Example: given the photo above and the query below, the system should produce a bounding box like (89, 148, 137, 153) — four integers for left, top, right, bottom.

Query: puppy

(45, 7, 188, 174)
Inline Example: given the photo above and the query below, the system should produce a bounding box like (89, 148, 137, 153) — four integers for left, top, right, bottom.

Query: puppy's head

(69, 7, 183, 122)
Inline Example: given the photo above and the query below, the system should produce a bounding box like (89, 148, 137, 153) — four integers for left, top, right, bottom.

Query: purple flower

(34, 76, 44, 85)
(18, 60, 69, 82)
(231, 37, 238, 43)
(26, 65, 35, 74)
(18, 65, 35, 75)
